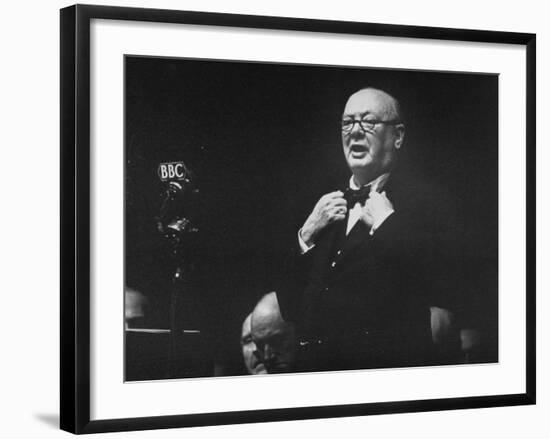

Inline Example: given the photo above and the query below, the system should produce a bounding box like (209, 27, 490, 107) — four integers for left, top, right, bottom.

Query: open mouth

(350, 144, 368, 157)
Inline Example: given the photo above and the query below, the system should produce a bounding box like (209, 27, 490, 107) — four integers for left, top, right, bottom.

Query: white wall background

(0, 0, 546, 437)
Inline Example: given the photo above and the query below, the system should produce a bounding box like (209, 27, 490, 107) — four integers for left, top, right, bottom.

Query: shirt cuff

(369, 210, 395, 236)
(298, 228, 315, 253)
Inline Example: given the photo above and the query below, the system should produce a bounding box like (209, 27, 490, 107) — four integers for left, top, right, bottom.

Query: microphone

(155, 161, 199, 234)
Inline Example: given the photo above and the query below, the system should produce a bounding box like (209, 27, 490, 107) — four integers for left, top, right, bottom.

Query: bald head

(251, 292, 284, 333)
(347, 88, 401, 121)
(250, 292, 295, 373)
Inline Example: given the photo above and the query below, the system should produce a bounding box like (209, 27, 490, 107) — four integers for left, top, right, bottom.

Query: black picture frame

(60, 4, 536, 434)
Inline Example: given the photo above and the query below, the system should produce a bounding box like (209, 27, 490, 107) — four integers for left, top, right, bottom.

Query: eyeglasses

(341, 118, 401, 134)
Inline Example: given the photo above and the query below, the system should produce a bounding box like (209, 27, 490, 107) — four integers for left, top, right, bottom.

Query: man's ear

(394, 124, 405, 150)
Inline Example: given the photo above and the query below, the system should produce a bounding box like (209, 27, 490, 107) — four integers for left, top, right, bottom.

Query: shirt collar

(349, 172, 390, 192)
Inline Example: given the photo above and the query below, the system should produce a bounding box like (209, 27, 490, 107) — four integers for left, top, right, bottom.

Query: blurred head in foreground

(250, 292, 295, 374)
(125, 287, 148, 329)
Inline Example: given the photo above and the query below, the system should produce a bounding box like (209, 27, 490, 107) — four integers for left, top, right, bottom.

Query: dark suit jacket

(277, 171, 462, 372)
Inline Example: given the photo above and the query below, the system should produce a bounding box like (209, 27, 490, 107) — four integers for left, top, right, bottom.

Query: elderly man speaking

(277, 87, 460, 373)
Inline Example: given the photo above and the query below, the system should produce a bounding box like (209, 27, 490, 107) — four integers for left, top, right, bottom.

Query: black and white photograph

(2, 0, 546, 436)
(0, 0, 531, 436)
(124, 56, 499, 381)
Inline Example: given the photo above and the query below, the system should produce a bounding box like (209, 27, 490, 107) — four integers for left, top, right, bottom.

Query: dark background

(125, 56, 498, 377)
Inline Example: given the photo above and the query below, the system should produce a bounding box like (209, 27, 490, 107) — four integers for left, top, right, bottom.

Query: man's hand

(361, 191, 394, 229)
(300, 191, 347, 247)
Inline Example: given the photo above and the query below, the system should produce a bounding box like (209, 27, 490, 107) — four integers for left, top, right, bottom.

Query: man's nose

(263, 344, 275, 362)
(349, 120, 365, 137)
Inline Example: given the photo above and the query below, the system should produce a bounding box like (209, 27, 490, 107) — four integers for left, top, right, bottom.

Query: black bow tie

(343, 185, 371, 205)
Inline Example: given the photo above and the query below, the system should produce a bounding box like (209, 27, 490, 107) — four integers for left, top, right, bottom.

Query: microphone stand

(157, 181, 199, 377)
